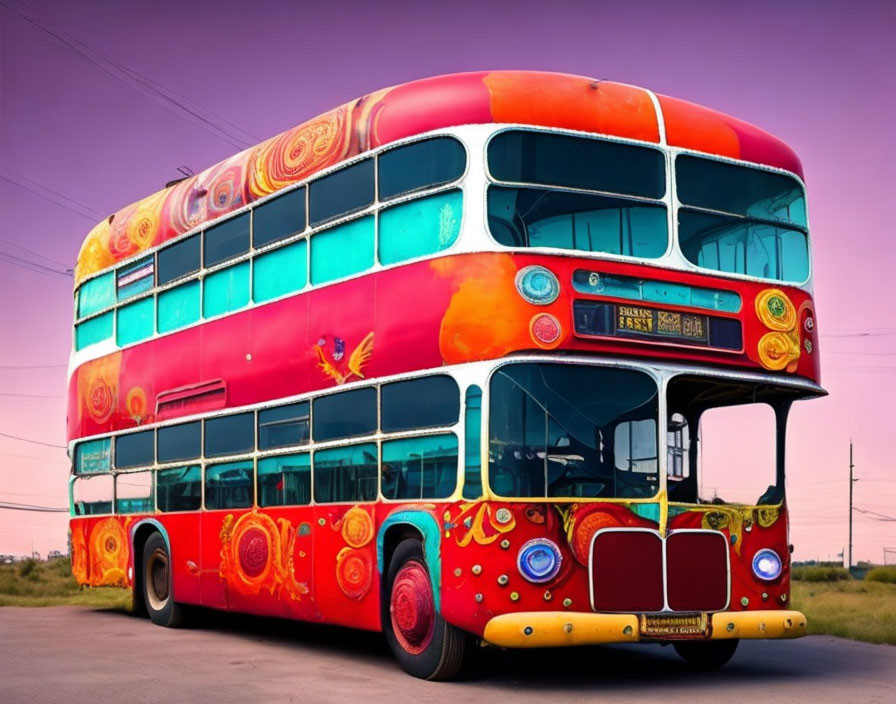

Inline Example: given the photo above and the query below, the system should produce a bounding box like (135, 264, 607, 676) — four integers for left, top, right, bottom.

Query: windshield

(488, 362, 659, 499)
(665, 375, 799, 506)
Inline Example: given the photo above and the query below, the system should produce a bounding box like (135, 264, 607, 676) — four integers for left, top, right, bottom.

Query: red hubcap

(390, 561, 435, 654)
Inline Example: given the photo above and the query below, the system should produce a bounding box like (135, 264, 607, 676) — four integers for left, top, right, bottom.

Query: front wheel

(673, 638, 739, 670)
(384, 539, 466, 680)
(142, 532, 184, 628)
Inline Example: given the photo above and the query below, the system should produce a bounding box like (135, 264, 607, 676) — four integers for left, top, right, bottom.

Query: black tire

(673, 638, 739, 670)
(383, 539, 466, 680)
(142, 532, 184, 628)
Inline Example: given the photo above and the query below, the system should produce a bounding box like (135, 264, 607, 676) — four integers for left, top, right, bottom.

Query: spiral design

(206, 154, 249, 214)
(89, 517, 128, 586)
(341, 506, 374, 548)
(755, 289, 797, 332)
(125, 387, 148, 424)
(335, 547, 373, 600)
(757, 331, 800, 371)
(86, 375, 116, 424)
(248, 108, 350, 198)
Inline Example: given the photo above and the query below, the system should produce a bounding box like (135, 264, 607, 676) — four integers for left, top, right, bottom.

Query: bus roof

(74, 70, 802, 286)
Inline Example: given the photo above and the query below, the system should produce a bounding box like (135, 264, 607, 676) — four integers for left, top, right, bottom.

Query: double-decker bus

(68, 71, 823, 680)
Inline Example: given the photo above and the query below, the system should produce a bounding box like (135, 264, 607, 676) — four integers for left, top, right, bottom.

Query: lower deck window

(258, 453, 310, 507)
(72, 474, 113, 516)
(156, 466, 201, 512)
(205, 461, 253, 510)
(381, 434, 457, 500)
(313, 443, 377, 503)
(115, 471, 153, 514)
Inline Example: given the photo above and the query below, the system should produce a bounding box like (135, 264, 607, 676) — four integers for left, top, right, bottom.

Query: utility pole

(848, 440, 856, 569)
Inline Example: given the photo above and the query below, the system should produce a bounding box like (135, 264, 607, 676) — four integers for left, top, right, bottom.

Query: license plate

(639, 612, 709, 638)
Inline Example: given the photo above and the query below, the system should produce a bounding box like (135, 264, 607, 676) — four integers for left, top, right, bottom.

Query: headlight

(752, 548, 783, 581)
(517, 538, 562, 583)
(515, 266, 560, 305)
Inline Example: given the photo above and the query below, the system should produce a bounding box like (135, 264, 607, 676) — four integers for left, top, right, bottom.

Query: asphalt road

(2, 606, 894, 703)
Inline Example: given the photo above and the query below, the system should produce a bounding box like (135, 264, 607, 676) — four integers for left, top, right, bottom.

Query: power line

(854, 507, 896, 522)
(0, 247, 73, 278)
(0, 0, 257, 150)
(0, 166, 101, 220)
(0, 501, 67, 513)
(0, 431, 66, 449)
(0, 237, 73, 270)
(0, 173, 97, 223)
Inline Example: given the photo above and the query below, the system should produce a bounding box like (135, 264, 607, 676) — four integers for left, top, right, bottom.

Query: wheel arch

(130, 518, 170, 616)
(377, 511, 443, 613)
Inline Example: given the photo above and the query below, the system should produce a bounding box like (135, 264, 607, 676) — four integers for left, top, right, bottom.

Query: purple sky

(1, 0, 893, 562)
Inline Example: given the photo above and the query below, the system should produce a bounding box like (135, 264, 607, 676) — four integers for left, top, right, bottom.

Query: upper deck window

(309, 158, 374, 226)
(676, 156, 810, 283)
(378, 137, 466, 201)
(253, 187, 306, 248)
(158, 234, 200, 285)
(488, 131, 665, 198)
(486, 131, 668, 258)
(204, 212, 250, 268)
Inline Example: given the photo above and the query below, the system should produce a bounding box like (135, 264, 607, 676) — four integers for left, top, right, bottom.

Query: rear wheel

(142, 532, 184, 628)
(384, 539, 465, 680)
(673, 639, 739, 670)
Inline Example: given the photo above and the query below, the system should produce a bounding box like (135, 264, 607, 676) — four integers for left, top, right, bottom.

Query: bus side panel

(163, 513, 202, 605)
(199, 509, 236, 611)
(312, 504, 381, 631)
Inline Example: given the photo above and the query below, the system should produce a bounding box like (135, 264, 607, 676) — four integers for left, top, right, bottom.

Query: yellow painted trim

(483, 612, 640, 648)
(710, 610, 807, 640)
(482, 609, 807, 648)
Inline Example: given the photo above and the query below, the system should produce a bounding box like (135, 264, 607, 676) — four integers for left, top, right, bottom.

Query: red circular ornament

(238, 528, 269, 578)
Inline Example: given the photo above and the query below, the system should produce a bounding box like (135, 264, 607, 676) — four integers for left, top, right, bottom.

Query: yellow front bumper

(482, 610, 807, 648)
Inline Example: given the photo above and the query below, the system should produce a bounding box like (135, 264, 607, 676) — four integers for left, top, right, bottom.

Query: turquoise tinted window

(116, 297, 154, 346)
(488, 187, 667, 258)
(381, 434, 458, 500)
(463, 385, 483, 499)
(313, 443, 378, 503)
(75, 437, 111, 474)
(679, 212, 810, 283)
(258, 453, 310, 507)
(253, 241, 306, 303)
(78, 272, 115, 318)
(75, 312, 113, 351)
(157, 281, 200, 333)
(203, 262, 249, 318)
(379, 190, 462, 265)
(205, 460, 254, 510)
(310, 216, 374, 285)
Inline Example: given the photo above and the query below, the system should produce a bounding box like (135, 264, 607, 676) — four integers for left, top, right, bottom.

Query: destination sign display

(616, 305, 707, 342)
(573, 300, 743, 351)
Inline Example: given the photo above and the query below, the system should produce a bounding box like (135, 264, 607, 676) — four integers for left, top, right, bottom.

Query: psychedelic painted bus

(68, 71, 823, 679)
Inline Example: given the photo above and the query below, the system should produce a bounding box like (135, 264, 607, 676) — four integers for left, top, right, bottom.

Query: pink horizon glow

(1, 0, 893, 563)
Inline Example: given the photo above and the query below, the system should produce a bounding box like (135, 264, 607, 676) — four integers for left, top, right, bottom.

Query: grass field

(791, 580, 896, 645)
(0, 558, 131, 609)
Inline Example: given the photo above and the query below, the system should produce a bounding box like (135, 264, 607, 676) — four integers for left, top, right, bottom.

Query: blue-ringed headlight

(752, 549, 783, 581)
(517, 538, 562, 583)
(515, 266, 560, 305)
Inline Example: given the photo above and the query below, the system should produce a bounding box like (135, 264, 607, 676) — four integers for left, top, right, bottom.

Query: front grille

(590, 528, 729, 613)
(665, 531, 729, 611)
(591, 530, 664, 612)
